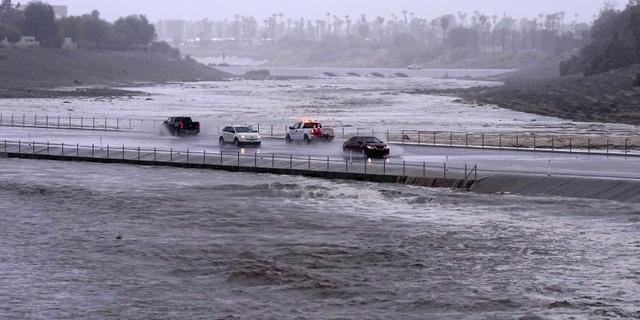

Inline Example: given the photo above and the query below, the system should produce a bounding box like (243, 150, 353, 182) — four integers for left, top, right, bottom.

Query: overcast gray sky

(58, 0, 621, 22)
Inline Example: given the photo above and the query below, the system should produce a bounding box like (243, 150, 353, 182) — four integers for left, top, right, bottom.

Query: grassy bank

(410, 64, 640, 125)
(0, 48, 229, 89)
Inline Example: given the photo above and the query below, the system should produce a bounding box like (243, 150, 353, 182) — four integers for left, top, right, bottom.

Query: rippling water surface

(0, 158, 638, 319)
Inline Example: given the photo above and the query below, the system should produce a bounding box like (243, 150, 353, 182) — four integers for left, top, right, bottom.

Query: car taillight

(312, 128, 320, 136)
(179, 122, 184, 129)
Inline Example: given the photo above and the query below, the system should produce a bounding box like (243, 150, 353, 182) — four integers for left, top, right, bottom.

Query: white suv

(219, 126, 261, 146)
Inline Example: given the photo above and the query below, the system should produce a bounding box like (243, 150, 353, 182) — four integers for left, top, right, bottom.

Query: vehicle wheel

(219, 137, 225, 145)
(255, 142, 262, 147)
(285, 134, 291, 144)
(234, 138, 240, 147)
(303, 134, 310, 144)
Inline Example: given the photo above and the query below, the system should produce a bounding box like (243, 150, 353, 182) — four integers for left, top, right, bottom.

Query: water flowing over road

(0, 159, 638, 319)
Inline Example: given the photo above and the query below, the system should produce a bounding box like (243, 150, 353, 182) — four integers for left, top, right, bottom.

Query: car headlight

(366, 145, 374, 149)
(240, 135, 246, 139)
(257, 135, 261, 139)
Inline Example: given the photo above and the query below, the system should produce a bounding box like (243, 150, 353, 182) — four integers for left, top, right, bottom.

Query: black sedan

(343, 136, 390, 158)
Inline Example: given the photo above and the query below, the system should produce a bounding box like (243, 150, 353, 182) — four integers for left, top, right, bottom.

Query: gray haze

(59, 0, 621, 22)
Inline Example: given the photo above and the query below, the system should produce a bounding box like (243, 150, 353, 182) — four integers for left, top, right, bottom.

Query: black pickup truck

(162, 117, 200, 136)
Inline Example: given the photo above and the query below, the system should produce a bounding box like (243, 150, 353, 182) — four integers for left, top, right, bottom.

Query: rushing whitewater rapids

(0, 159, 638, 319)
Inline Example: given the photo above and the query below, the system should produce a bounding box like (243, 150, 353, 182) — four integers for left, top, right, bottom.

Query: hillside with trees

(560, 1, 640, 76)
(430, 2, 640, 125)
(0, 0, 227, 89)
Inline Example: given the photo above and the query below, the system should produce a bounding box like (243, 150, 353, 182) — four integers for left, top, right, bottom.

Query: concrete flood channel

(0, 140, 476, 190)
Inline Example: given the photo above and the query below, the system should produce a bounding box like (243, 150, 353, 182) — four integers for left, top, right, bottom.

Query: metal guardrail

(0, 139, 478, 182)
(2, 112, 638, 156)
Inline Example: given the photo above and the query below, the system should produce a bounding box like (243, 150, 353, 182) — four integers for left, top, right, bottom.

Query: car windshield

(234, 127, 253, 133)
(362, 137, 382, 143)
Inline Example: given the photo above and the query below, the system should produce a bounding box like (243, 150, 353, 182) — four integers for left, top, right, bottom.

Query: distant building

(51, 5, 68, 18)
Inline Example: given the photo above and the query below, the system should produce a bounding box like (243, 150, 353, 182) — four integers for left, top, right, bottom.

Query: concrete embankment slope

(472, 174, 640, 203)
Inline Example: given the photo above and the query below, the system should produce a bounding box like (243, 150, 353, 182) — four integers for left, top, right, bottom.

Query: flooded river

(0, 159, 638, 319)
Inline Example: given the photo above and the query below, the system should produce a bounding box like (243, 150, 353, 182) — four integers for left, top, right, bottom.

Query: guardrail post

(221, 151, 224, 165)
(104, 118, 107, 131)
(34, 114, 36, 127)
(18, 140, 21, 153)
(533, 136, 536, 151)
(81, 117, 84, 128)
(499, 135, 502, 149)
(257, 124, 260, 134)
(204, 150, 207, 164)
(386, 129, 389, 142)
(270, 125, 273, 137)
(625, 139, 628, 155)
(32, 141, 35, 154)
(137, 147, 140, 160)
(402, 130, 405, 144)
(154, 148, 157, 162)
(45, 115, 48, 128)
(606, 138, 610, 155)
(588, 138, 591, 153)
(57, 116, 60, 128)
(47, 141, 49, 154)
(474, 165, 477, 181)
(116, 119, 119, 130)
(443, 163, 447, 179)
(482, 134, 485, 149)
(327, 156, 330, 171)
(345, 159, 348, 173)
(22, 114, 25, 127)
(516, 135, 519, 150)
(551, 136, 555, 151)
(106, 145, 109, 158)
(383, 160, 386, 174)
(11, 114, 14, 126)
(68, 116, 71, 128)
(289, 155, 292, 168)
(92, 144, 94, 157)
(342, 127, 345, 138)
(255, 152, 257, 167)
(60, 142, 63, 156)
(569, 138, 572, 152)
(92, 117, 95, 130)
(308, 155, 311, 169)
(465, 133, 468, 148)
(272, 154, 275, 168)
(418, 131, 421, 145)
(76, 143, 79, 157)
(186, 149, 189, 163)
(238, 152, 241, 167)
(170, 148, 173, 162)
(403, 161, 406, 176)
(450, 132, 453, 146)
(465, 164, 468, 178)
(423, 162, 426, 177)
(122, 146, 125, 159)
(433, 132, 436, 146)
(3, 139, 6, 152)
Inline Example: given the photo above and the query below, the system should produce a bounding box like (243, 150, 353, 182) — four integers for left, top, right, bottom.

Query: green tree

(112, 15, 156, 49)
(22, 1, 62, 48)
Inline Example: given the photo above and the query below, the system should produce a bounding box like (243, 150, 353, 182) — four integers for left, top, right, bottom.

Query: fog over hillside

(62, 0, 621, 22)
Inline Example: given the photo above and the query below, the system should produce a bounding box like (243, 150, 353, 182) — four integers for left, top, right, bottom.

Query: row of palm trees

(156, 10, 590, 53)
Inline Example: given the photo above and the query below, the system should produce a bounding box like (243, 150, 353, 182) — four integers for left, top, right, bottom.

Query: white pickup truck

(285, 120, 336, 143)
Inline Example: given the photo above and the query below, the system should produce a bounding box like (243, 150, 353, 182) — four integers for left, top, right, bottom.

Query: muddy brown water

(0, 158, 638, 319)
